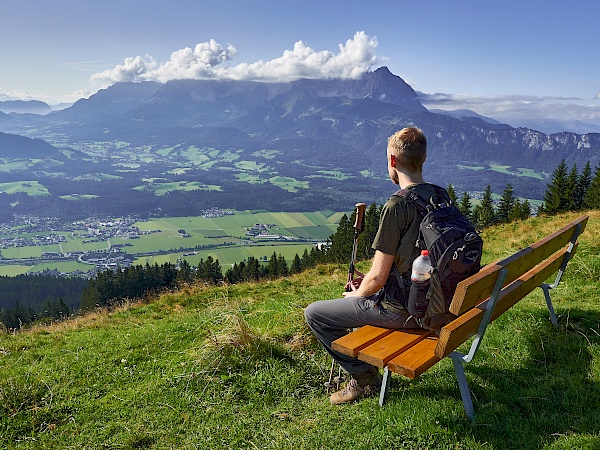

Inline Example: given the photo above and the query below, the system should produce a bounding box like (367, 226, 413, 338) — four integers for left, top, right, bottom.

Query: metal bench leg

(379, 366, 390, 406)
(450, 353, 475, 420)
(540, 284, 558, 326)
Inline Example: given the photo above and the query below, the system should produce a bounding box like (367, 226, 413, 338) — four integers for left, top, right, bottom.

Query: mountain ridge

(0, 67, 598, 210)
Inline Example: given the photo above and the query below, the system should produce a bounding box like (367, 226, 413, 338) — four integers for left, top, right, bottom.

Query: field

(0, 210, 343, 276)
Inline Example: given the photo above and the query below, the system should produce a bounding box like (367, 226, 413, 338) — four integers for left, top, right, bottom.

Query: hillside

(1, 212, 599, 448)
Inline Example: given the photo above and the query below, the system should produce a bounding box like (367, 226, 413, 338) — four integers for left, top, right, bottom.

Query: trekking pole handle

(353, 203, 367, 232)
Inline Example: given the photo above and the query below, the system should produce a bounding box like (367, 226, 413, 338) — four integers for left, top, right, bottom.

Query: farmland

(0, 209, 344, 277)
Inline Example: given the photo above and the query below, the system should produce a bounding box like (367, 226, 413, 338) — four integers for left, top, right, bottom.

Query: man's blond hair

(387, 127, 427, 173)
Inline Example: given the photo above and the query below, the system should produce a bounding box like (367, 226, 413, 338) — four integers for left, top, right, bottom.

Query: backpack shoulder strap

(393, 187, 428, 215)
(393, 184, 450, 214)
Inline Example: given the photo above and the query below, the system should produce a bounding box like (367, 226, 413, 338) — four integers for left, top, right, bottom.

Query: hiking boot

(329, 367, 382, 405)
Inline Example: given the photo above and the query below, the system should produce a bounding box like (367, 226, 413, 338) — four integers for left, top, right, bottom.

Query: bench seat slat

(331, 325, 393, 358)
(450, 216, 588, 316)
(435, 243, 577, 359)
(387, 337, 440, 379)
(357, 329, 430, 368)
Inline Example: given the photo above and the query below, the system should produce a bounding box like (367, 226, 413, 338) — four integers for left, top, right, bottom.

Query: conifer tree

(542, 159, 569, 214)
(357, 203, 380, 261)
(473, 185, 496, 229)
(574, 161, 592, 210)
(497, 184, 515, 224)
(583, 163, 600, 210)
(447, 184, 457, 205)
(565, 164, 579, 211)
(520, 199, 532, 219)
(326, 213, 353, 264)
(458, 191, 472, 221)
(291, 254, 302, 274)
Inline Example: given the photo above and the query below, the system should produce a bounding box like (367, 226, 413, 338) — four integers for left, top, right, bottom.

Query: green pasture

(308, 170, 351, 180)
(0, 265, 32, 276)
(59, 194, 100, 200)
(27, 260, 91, 274)
(0, 181, 49, 196)
(489, 164, 545, 179)
(134, 181, 222, 195)
(73, 173, 122, 181)
(0, 159, 41, 172)
(1, 244, 61, 259)
(269, 176, 309, 192)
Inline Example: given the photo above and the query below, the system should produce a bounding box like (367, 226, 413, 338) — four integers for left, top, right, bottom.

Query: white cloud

(419, 92, 600, 134)
(90, 32, 379, 86)
(0, 88, 91, 106)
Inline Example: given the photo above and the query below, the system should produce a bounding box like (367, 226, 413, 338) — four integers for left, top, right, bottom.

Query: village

(0, 208, 237, 278)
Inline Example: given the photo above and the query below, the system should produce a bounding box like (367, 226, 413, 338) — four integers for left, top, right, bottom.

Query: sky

(2, 0, 600, 133)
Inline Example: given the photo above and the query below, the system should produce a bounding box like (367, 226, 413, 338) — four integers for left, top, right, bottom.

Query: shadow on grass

(433, 308, 600, 449)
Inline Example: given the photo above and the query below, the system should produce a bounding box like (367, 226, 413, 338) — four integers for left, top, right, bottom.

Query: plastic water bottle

(408, 250, 433, 319)
(411, 250, 432, 282)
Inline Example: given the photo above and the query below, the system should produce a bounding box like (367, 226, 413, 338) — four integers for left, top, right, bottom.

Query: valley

(0, 209, 343, 277)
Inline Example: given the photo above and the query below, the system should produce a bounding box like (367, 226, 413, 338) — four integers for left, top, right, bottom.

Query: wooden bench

(331, 215, 588, 419)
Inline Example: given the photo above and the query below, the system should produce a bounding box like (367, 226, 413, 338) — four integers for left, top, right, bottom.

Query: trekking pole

(324, 358, 336, 391)
(346, 203, 367, 291)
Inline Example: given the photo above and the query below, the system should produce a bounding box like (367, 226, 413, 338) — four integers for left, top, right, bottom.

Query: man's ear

(389, 153, 397, 167)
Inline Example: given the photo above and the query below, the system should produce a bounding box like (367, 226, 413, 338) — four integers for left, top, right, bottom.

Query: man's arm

(343, 250, 395, 298)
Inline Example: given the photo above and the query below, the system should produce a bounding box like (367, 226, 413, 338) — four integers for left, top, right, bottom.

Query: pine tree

(542, 159, 569, 214)
(356, 203, 380, 261)
(326, 213, 353, 264)
(474, 185, 496, 229)
(458, 191, 472, 221)
(447, 184, 457, 204)
(291, 254, 302, 274)
(497, 184, 515, 224)
(520, 199, 532, 219)
(574, 161, 592, 211)
(583, 163, 600, 210)
(565, 164, 579, 211)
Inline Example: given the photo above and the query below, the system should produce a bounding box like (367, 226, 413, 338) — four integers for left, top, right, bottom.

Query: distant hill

(0, 100, 52, 115)
(0, 132, 63, 159)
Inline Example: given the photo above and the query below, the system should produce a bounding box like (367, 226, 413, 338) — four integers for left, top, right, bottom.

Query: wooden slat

(331, 325, 393, 358)
(387, 337, 440, 379)
(435, 244, 578, 359)
(357, 329, 430, 368)
(449, 216, 588, 316)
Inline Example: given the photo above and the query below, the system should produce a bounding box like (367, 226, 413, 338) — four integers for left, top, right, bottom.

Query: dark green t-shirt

(372, 183, 442, 312)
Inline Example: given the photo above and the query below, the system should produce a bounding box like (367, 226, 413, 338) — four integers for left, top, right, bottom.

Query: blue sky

(2, 0, 599, 133)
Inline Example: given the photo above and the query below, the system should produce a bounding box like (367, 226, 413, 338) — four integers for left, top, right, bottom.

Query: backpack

(395, 185, 483, 331)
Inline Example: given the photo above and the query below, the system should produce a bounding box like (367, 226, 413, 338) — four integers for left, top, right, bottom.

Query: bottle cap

(421, 250, 429, 256)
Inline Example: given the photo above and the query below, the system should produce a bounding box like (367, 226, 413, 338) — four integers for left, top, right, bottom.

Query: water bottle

(408, 250, 432, 318)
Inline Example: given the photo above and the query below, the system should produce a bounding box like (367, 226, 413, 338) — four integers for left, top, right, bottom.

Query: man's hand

(342, 251, 394, 298)
(343, 274, 364, 296)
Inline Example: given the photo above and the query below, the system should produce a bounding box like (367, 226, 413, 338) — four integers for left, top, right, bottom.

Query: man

(304, 127, 445, 405)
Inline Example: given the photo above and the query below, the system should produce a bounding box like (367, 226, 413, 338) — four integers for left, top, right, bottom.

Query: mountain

(0, 67, 598, 212)
(0, 132, 64, 159)
(0, 100, 52, 115)
(428, 108, 505, 126)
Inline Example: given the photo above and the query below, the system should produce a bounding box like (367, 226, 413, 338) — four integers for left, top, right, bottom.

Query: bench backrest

(434, 215, 588, 359)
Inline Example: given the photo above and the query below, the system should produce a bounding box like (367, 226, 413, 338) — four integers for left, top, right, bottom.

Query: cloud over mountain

(419, 92, 600, 134)
(91, 32, 379, 86)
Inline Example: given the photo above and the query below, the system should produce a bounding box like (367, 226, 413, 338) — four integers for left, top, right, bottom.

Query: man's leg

(304, 294, 412, 404)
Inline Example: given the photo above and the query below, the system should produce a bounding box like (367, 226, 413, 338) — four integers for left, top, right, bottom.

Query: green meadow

(0, 212, 598, 448)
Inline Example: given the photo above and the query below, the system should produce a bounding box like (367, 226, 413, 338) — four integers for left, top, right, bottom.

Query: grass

(1, 212, 599, 449)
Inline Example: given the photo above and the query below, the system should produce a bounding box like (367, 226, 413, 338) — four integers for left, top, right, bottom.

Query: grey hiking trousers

(304, 290, 418, 375)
